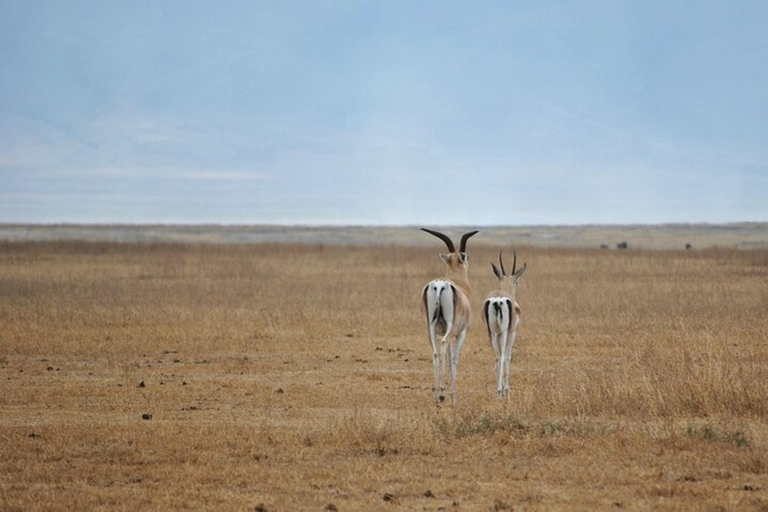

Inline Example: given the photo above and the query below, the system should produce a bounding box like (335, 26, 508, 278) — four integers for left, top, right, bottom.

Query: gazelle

(420, 228, 479, 405)
(482, 251, 527, 399)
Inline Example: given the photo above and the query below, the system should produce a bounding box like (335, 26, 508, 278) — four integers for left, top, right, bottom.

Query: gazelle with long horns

(420, 228, 479, 405)
(483, 251, 527, 399)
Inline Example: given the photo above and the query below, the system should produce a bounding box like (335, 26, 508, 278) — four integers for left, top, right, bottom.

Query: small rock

(382, 493, 395, 502)
(424, 489, 435, 498)
(324, 504, 338, 511)
(141, 413, 152, 420)
(138, 381, 146, 388)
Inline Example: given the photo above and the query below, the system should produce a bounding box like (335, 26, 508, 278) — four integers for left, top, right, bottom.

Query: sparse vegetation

(1, 237, 767, 510)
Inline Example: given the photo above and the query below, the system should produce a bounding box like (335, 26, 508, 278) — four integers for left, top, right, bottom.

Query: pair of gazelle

(421, 228, 526, 406)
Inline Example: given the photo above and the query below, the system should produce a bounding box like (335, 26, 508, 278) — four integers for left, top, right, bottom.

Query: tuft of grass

(433, 412, 529, 440)
(432, 413, 591, 441)
(684, 424, 751, 448)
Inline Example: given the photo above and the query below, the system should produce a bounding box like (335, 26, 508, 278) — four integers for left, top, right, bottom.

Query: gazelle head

(420, 228, 479, 276)
(491, 251, 527, 294)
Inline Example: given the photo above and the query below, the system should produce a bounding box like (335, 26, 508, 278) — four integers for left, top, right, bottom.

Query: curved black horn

(498, 251, 506, 276)
(459, 230, 479, 253)
(512, 250, 517, 275)
(420, 228, 455, 253)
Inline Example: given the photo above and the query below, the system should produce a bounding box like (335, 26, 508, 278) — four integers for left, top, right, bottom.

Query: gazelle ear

(491, 262, 503, 281)
(459, 252, 468, 264)
(440, 252, 451, 263)
(512, 263, 527, 283)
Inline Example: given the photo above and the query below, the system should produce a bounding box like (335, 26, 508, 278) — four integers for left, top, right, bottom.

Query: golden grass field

(1, 234, 768, 510)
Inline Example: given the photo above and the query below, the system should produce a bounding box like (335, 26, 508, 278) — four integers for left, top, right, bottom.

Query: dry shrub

(310, 409, 438, 458)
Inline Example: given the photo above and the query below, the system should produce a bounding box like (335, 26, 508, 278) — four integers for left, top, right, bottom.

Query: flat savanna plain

(1, 232, 768, 510)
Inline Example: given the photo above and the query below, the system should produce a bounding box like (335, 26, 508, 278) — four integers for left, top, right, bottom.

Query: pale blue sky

(1, 1, 766, 225)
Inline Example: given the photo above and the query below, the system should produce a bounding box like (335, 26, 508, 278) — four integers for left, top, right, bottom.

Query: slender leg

(450, 328, 467, 406)
(495, 354, 501, 395)
(438, 333, 450, 402)
(446, 341, 454, 405)
(492, 333, 501, 397)
(491, 332, 504, 395)
(429, 323, 440, 403)
(499, 330, 509, 397)
(488, 325, 501, 397)
(503, 318, 520, 398)
(502, 329, 512, 398)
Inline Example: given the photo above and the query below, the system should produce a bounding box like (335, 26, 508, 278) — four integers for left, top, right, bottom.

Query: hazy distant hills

(1, 223, 766, 249)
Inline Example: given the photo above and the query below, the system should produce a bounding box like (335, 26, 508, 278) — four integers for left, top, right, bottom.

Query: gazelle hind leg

(502, 329, 512, 398)
(449, 328, 468, 406)
(503, 318, 521, 398)
(498, 330, 509, 398)
(438, 332, 451, 403)
(428, 322, 440, 403)
(490, 332, 501, 397)
(491, 331, 503, 397)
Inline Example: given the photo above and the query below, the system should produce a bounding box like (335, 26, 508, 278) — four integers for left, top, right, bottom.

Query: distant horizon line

(1, 221, 767, 228)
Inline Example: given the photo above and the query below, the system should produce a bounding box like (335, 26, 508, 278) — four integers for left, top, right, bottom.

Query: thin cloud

(95, 166, 273, 181)
(170, 170, 273, 181)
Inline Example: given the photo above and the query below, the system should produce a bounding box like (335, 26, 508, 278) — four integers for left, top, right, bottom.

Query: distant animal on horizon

(420, 228, 479, 406)
(482, 251, 527, 399)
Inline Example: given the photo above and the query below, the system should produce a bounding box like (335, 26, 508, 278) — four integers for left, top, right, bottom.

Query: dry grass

(1, 240, 768, 510)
